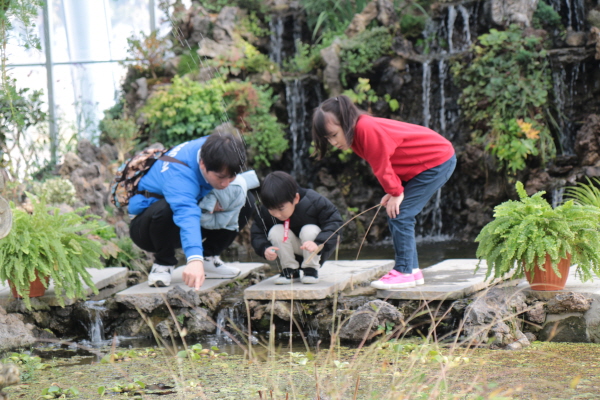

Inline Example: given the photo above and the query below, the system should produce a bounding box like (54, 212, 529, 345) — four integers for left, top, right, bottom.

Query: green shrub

(340, 27, 393, 87)
(283, 40, 322, 74)
(30, 177, 77, 206)
(140, 76, 287, 167)
(177, 47, 202, 76)
(452, 26, 556, 174)
(400, 14, 427, 39)
(532, 0, 563, 31)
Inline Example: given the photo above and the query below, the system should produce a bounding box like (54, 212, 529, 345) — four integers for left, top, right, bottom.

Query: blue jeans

(388, 154, 457, 273)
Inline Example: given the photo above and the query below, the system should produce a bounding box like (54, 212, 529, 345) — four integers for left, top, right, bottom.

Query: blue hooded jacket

(128, 137, 213, 263)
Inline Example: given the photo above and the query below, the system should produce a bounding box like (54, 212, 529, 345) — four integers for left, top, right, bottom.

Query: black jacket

(251, 187, 343, 266)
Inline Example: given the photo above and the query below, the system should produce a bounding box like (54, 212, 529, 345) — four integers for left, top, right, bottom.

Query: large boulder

(575, 114, 600, 166)
(338, 300, 403, 341)
(487, 0, 539, 27)
(462, 287, 528, 347)
(0, 307, 37, 350)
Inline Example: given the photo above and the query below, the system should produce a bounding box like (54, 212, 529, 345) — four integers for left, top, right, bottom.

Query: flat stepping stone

(115, 262, 267, 308)
(244, 260, 394, 300)
(0, 267, 129, 308)
(377, 259, 516, 300)
(518, 267, 600, 299)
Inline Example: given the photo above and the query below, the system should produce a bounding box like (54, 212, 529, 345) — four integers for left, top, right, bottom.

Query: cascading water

(422, 61, 432, 128)
(82, 300, 107, 345)
(552, 187, 565, 208)
(215, 304, 246, 340)
(269, 15, 284, 66)
(285, 78, 309, 181)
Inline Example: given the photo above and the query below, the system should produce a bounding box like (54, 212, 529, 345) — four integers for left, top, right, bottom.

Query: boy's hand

(182, 260, 205, 290)
(385, 193, 404, 219)
(300, 241, 318, 253)
(265, 246, 279, 261)
(212, 201, 223, 213)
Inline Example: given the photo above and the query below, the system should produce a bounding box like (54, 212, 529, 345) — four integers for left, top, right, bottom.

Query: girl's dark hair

(201, 132, 246, 177)
(311, 95, 366, 159)
(260, 171, 298, 210)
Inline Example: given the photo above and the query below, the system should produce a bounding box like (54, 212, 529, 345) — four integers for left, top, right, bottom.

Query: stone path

(518, 267, 600, 300)
(376, 259, 515, 300)
(244, 260, 394, 300)
(115, 262, 267, 310)
(0, 267, 128, 307)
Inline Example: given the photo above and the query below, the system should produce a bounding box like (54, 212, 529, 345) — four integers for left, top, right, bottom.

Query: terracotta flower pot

(524, 254, 571, 291)
(9, 272, 50, 299)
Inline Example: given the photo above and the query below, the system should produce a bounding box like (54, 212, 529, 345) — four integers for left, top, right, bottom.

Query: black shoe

(274, 268, 301, 285)
(301, 268, 319, 284)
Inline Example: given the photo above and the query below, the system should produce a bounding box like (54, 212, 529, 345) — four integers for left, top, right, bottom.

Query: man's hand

(182, 259, 205, 290)
(385, 193, 404, 219)
(300, 241, 318, 253)
(264, 246, 279, 261)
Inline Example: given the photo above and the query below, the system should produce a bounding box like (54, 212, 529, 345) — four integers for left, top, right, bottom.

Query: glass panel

(4, 7, 45, 66)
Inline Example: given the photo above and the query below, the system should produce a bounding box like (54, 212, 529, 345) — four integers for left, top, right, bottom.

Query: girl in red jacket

(312, 95, 456, 289)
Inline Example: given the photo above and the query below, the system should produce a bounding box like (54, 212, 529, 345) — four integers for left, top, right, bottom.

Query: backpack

(110, 147, 187, 209)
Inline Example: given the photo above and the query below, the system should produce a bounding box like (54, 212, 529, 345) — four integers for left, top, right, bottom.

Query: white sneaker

(204, 256, 240, 279)
(148, 264, 174, 287)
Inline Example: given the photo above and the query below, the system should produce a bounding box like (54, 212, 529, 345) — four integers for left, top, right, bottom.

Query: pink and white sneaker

(370, 270, 416, 290)
(412, 269, 425, 285)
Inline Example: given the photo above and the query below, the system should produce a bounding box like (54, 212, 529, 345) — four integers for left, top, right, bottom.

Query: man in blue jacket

(129, 133, 248, 289)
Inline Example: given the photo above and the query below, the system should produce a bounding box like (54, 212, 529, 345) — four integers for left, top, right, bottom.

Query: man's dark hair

(200, 133, 246, 177)
(260, 171, 298, 209)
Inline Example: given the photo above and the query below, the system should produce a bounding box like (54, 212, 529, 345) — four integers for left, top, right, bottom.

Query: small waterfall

(215, 305, 245, 340)
(552, 187, 565, 208)
(416, 188, 444, 238)
(551, 61, 585, 155)
(292, 14, 302, 54)
(447, 6, 457, 53)
(83, 300, 106, 344)
(422, 61, 432, 128)
(285, 78, 309, 180)
(438, 59, 447, 135)
(269, 15, 284, 66)
(457, 5, 472, 50)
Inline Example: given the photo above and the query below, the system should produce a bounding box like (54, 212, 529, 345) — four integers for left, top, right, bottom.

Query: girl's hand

(386, 193, 404, 219)
(265, 246, 279, 261)
(300, 241, 318, 253)
(380, 194, 391, 206)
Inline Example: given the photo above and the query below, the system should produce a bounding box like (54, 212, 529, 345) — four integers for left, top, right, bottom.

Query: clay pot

(524, 254, 571, 291)
(9, 272, 50, 298)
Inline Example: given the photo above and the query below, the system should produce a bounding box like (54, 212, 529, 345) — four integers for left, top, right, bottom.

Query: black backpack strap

(158, 155, 188, 167)
(136, 155, 190, 199)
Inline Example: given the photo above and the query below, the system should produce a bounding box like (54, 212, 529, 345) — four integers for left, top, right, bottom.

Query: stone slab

(518, 267, 600, 300)
(377, 259, 519, 301)
(244, 260, 394, 300)
(0, 267, 129, 308)
(115, 262, 267, 302)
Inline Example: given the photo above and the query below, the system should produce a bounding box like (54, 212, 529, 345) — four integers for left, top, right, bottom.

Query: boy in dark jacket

(251, 171, 343, 284)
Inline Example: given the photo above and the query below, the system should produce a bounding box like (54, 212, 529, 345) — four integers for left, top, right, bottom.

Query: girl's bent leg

(389, 155, 457, 274)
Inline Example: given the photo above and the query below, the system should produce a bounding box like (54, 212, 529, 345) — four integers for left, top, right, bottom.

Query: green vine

(452, 26, 556, 174)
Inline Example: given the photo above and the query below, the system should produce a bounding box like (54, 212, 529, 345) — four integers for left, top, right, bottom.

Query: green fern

(565, 177, 600, 208)
(476, 181, 600, 282)
(0, 197, 105, 309)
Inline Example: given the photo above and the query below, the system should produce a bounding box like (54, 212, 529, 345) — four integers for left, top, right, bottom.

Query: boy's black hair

(311, 95, 366, 160)
(260, 171, 299, 210)
(200, 133, 246, 177)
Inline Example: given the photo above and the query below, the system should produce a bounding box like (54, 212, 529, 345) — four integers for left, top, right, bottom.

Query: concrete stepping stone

(518, 267, 600, 299)
(0, 267, 129, 307)
(244, 260, 394, 300)
(115, 262, 267, 310)
(377, 259, 515, 300)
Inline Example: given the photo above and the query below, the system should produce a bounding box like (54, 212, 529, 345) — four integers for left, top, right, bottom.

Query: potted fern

(0, 197, 105, 308)
(476, 181, 600, 290)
